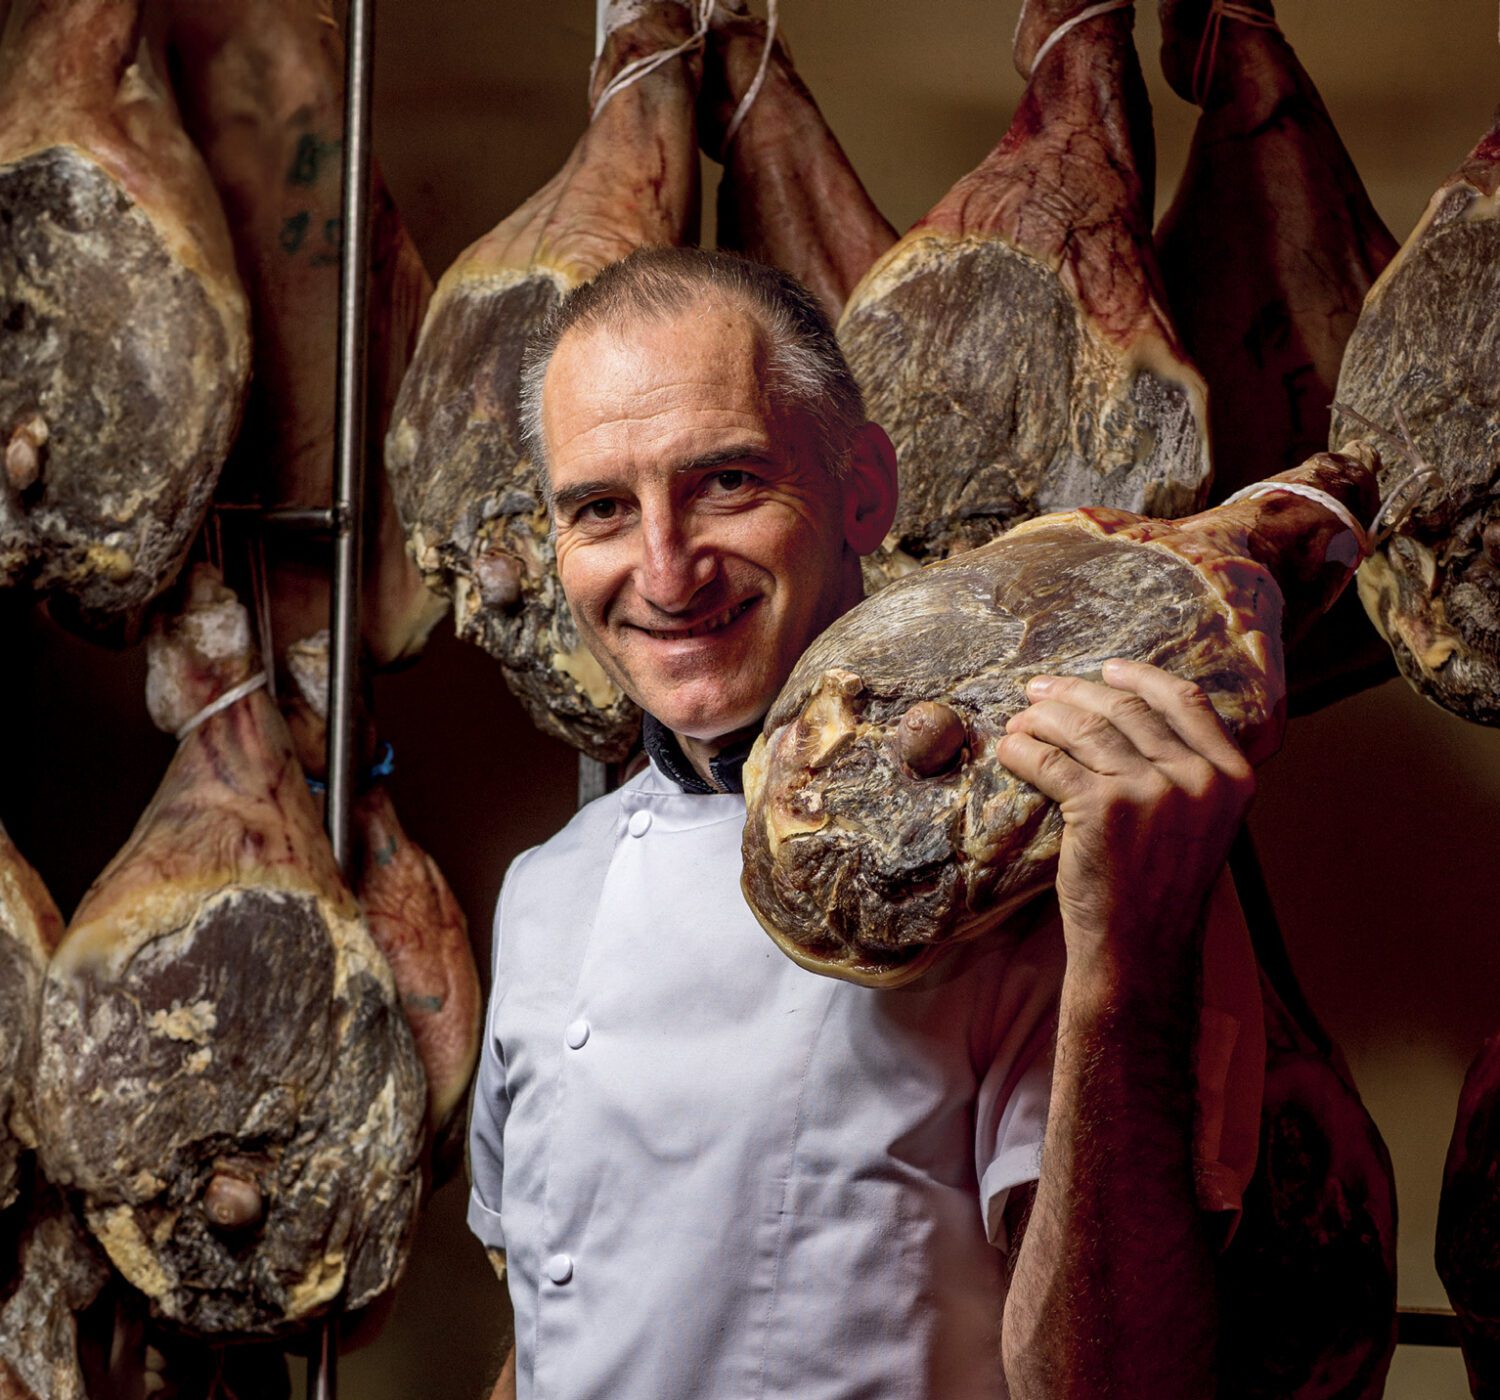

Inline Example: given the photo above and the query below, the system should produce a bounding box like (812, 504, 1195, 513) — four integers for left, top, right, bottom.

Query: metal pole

(311, 0, 376, 1393)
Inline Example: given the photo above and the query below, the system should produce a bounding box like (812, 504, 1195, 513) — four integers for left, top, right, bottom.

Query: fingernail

(1100, 658, 1123, 679)
(1026, 675, 1054, 696)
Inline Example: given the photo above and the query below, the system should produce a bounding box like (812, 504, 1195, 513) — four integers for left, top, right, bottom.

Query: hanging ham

(386, 0, 703, 761)
(1332, 69, 1500, 725)
(162, 0, 446, 674)
(0, 818, 61, 1214)
(836, 0, 1210, 592)
(1221, 845, 1397, 1400)
(1439, 1032, 1500, 1392)
(1154, 0, 1400, 710)
(700, 2, 896, 323)
(32, 566, 425, 1336)
(0, 1178, 111, 1400)
(283, 631, 480, 1181)
(0, 0, 250, 638)
(742, 448, 1378, 986)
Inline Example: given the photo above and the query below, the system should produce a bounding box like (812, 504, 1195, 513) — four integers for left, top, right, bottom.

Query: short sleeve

(465, 849, 536, 1253)
(972, 919, 1066, 1252)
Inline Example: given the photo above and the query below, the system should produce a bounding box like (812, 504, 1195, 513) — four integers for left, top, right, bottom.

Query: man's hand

(996, 658, 1254, 984)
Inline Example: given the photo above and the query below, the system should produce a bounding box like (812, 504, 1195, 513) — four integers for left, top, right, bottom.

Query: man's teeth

(646, 601, 750, 640)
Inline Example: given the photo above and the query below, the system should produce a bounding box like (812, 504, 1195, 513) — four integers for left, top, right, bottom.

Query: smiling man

(467, 249, 1261, 1400)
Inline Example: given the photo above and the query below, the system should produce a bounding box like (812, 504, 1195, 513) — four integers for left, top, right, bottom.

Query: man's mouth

(640, 598, 756, 641)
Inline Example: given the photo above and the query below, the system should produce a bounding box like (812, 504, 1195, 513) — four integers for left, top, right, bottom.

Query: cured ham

(1223, 844, 1397, 1399)
(33, 567, 425, 1336)
(0, 819, 60, 1214)
(0, 0, 250, 637)
(0, 1180, 110, 1400)
(387, 0, 703, 760)
(837, 0, 1210, 592)
(283, 632, 480, 1180)
(1332, 100, 1500, 725)
(1154, 0, 1399, 710)
(701, 3, 896, 322)
(163, 0, 445, 673)
(742, 448, 1378, 986)
(1438, 1032, 1500, 1392)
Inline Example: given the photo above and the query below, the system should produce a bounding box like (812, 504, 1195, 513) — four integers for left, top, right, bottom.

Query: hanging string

(721, 0, 780, 150)
(1191, 0, 1278, 107)
(1028, 0, 1132, 81)
(591, 0, 716, 121)
(175, 673, 269, 742)
(1331, 401, 1444, 547)
(1221, 480, 1373, 559)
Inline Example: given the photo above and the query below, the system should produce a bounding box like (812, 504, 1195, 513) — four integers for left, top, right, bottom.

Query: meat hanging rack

(313, 0, 377, 1392)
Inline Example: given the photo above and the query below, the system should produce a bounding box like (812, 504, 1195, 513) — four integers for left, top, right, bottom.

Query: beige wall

(4, 1, 1498, 1395)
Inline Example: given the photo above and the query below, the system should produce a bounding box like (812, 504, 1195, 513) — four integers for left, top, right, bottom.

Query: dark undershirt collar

(641, 712, 756, 796)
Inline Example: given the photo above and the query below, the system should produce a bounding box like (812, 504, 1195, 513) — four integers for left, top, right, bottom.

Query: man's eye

(583, 499, 618, 520)
(712, 470, 747, 492)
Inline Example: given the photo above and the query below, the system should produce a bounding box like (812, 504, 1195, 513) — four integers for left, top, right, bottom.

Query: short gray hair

(518, 248, 866, 500)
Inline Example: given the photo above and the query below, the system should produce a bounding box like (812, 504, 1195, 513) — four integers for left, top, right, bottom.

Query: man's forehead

(549, 292, 771, 383)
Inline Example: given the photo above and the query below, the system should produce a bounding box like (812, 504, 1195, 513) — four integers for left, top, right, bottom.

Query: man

(469, 248, 1260, 1398)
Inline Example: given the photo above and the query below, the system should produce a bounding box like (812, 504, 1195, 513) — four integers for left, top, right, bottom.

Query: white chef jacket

(468, 758, 1263, 1400)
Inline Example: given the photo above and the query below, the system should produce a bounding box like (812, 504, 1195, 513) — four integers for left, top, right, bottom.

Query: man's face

(542, 298, 890, 742)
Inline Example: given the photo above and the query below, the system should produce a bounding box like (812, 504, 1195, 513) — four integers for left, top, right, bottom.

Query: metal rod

(212, 503, 341, 531)
(311, 0, 376, 1392)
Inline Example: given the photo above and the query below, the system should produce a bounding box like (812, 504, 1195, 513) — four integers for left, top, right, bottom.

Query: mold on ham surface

(836, 0, 1210, 592)
(32, 568, 425, 1336)
(743, 450, 1378, 987)
(386, 1, 704, 760)
(0, 0, 250, 637)
(1333, 106, 1500, 726)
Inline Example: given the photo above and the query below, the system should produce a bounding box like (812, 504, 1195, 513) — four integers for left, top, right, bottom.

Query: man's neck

(679, 726, 757, 792)
(641, 713, 759, 795)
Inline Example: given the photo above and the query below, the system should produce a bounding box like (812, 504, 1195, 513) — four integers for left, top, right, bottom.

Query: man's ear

(842, 421, 899, 556)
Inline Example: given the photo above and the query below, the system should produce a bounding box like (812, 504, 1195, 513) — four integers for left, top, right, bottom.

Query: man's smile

(632, 597, 759, 641)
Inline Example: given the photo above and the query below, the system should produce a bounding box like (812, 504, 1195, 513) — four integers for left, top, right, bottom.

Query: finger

(1004, 697, 1150, 777)
(1097, 659, 1251, 778)
(1018, 672, 1184, 766)
(994, 728, 1093, 803)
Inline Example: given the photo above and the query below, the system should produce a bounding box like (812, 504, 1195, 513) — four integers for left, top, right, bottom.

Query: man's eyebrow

(551, 446, 775, 515)
(675, 444, 775, 475)
(550, 479, 618, 514)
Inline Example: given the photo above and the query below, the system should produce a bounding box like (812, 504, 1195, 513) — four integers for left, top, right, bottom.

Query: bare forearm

(1003, 948, 1216, 1398)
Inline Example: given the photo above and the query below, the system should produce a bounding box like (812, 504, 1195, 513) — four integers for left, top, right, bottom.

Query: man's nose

(635, 509, 715, 613)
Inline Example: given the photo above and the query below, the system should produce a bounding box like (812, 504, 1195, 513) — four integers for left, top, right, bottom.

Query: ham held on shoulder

(32, 568, 425, 1336)
(837, 0, 1209, 590)
(742, 449, 1378, 987)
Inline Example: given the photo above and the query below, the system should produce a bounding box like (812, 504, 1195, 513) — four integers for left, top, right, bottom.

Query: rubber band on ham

(1191, 0, 1279, 106)
(174, 672, 269, 742)
(1028, 0, 1132, 80)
